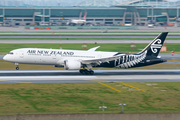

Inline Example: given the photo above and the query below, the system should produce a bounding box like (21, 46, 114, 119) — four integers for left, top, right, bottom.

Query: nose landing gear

(15, 63, 19, 70)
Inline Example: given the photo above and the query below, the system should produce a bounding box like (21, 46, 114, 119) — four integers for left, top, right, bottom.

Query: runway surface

(0, 55, 4, 60)
(0, 36, 180, 38)
(0, 30, 180, 34)
(1, 26, 180, 32)
(1, 32, 180, 35)
(0, 69, 180, 84)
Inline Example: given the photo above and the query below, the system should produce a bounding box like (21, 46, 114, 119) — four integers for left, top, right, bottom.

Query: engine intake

(64, 59, 81, 70)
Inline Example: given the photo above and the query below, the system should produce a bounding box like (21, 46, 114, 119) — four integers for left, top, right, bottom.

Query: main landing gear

(79, 69, 94, 75)
(79, 65, 94, 75)
(15, 63, 19, 70)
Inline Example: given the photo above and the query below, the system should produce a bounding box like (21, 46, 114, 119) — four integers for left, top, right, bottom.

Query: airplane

(3, 32, 168, 75)
(67, 12, 87, 26)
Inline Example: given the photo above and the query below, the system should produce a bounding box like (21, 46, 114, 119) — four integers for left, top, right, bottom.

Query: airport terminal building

(0, 0, 179, 26)
(0, 6, 126, 26)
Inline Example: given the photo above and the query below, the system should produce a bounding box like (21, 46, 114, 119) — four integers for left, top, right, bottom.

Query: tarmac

(1, 35, 179, 38)
(0, 26, 180, 33)
(0, 69, 179, 84)
(0, 26, 179, 32)
(0, 32, 171, 35)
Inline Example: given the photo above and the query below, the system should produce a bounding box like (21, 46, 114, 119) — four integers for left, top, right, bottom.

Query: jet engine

(64, 60, 81, 70)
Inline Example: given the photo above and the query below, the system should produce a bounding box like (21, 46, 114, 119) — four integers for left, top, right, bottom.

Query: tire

(85, 71, 89, 75)
(16, 67, 19, 70)
(79, 69, 83, 74)
(89, 71, 94, 75)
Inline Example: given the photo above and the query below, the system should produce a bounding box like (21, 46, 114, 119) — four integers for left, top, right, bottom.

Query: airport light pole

(119, 103, 126, 113)
(99, 103, 107, 113)
(99, 106, 107, 113)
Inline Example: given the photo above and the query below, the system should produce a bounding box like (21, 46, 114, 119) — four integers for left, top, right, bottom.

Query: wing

(81, 54, 126, 65)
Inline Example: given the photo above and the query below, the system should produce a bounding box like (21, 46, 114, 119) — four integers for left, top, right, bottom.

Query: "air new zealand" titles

(27, 50, 74, 56)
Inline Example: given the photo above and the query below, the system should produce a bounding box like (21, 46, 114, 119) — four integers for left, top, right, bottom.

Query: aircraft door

(51, 52, 56, 60)
(51, 51, 57, 64)
(19, 51, 24, 58)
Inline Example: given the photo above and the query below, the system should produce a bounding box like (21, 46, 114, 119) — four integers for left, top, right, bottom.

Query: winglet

(88, 46, 100, 52)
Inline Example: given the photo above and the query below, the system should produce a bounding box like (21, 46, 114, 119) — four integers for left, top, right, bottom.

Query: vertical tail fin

(83, 12, 87, 20)
(140, 32, 168, 57)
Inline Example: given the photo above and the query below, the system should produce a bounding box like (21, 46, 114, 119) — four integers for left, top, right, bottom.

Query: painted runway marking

(98, 82, 121, 92)
(120, 82, 145, 92)
(86, 80, 145, 92)
(0, 80, 31, 83)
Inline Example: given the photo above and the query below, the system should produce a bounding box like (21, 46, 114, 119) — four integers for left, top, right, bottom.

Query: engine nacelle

(64, 59, 81, 70)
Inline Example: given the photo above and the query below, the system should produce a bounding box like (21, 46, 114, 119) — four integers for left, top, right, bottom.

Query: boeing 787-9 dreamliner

(3, 32, 168, 75)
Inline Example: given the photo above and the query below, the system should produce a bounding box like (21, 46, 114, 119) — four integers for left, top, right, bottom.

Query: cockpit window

(8, 52, 13, 55)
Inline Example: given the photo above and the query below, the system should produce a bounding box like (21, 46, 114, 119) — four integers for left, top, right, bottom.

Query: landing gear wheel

(79, 69, 94, 75)
(16, 67, 19, 70)
(89, 70, 94, 75)
(79, 69, 84, 74)
(85, 70, 90, 75)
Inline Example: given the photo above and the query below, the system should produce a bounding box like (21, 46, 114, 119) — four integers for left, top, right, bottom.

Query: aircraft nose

(3, 55, 7, 61)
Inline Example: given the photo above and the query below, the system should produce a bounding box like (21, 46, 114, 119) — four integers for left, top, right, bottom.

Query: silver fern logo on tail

(116, 50, 147, 68)
(150, 39, 162, 53)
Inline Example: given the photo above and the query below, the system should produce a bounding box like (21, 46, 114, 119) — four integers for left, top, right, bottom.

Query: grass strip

(29, 31, 180, 33)
(0, 37, 179, 40)
(0, 82, 179, 114)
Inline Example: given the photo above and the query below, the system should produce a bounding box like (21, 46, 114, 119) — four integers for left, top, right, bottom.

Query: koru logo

(150, 39, 162, 53)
